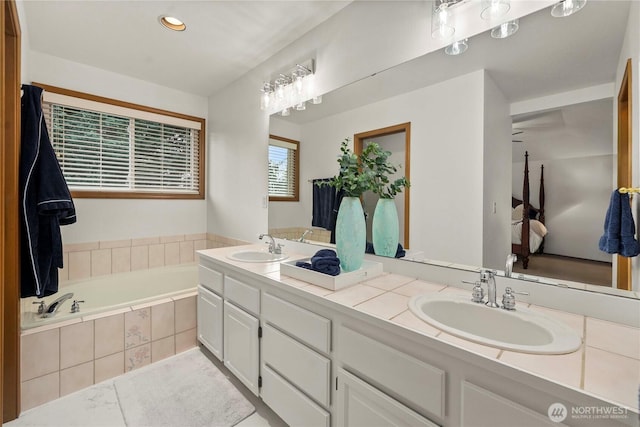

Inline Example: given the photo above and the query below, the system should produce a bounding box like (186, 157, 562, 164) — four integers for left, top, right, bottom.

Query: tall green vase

(335, 197, 366, 272)
(372, 198, 399, 257)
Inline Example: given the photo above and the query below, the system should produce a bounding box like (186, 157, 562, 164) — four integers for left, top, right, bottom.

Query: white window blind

(42, 93, 202, 196)
(268, 136, 299, 201)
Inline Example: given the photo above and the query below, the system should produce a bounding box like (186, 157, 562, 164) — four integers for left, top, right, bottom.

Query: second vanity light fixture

(260, 60, 321, 116)
(440, 0, 586, 55)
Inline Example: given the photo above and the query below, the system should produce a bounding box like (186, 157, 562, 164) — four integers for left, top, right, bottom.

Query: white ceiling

(22, 1, 350, 96)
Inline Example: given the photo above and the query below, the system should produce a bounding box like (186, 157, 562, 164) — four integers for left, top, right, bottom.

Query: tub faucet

(505, 253, 517, 278)
(41, 293, 74, 318)
(298, 229, 313, 242)
(259, 234, 283, 254)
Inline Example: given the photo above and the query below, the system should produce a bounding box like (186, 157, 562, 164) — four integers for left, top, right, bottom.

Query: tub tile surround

(200, 244, 640, 415)
(20, 294, 198, 411)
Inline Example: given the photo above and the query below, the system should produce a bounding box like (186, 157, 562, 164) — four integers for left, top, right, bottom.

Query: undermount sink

(408, 294, 582, 354)
(227, 250, 288, 263)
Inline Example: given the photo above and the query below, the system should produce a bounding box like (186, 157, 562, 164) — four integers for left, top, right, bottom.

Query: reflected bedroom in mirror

(268, 0, 639, 298)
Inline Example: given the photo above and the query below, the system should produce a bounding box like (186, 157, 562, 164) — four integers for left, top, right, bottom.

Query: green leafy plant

(320, 138, 409, 199)
(361, 141, 410, 199)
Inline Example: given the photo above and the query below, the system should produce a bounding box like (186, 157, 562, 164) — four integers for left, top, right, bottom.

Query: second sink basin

(227, 250, 288, 263)
(408, 294, 582, 354)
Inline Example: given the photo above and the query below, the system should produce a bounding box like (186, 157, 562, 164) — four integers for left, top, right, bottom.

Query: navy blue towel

(599, 190, 640, 257)
(295, 249, 341, 276)
(20, 85, 77, 298)
(312, 179, 336, 230)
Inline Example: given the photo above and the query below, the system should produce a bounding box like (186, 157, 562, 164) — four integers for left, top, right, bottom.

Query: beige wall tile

(60, 321, 94, 370)
(131, 245, 149, 271)
(95, 314, 124, 358)
(65, 242, 99, 252)
(59, 251, 69, 282)
(151, 301, 175, 340)
(21, 329, 60, 381)
(69, 251, 91, 281)
(160, 235, 185, 243)
(194, 240, 207, 251)
(125, 344, 151, 371)
(185, 233, 206, 241)
(60, 361, 94, 396)
(91, 249, 112, 277)
(164, 242, 180, 266)
(95, 352, 124, 384)
(174, 296, 196, 333)
(152, 336, 175, 363)
(132, 236, 160, 247)
(148, 244, 165, 269)
(179, 241, 194, 264)
(99, 239, 131, 249)
(21, 372, 59, 411)
(112, 247, 131, 274)
(124, 308, 151, 349)
(175, 328, 197, 353)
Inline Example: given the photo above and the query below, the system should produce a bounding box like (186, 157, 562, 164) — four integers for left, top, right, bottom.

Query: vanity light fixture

(260, 59, 321, 115)
(445, 38, 469, 55)
(431, 0, 457, 39)
(159, 15, 186, 32)
(491, 19, 519, 39)
(550, 0, 587, 17)
(480, 0, 510, 21)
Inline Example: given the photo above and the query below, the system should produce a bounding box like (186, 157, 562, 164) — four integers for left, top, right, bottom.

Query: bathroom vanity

(197, 244, 639, 427)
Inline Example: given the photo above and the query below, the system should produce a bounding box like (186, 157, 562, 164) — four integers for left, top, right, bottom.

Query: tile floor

(7, 346, 286, 427)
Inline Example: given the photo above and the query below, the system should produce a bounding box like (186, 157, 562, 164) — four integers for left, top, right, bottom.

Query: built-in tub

(20, 264, 200, 411)
(21, 264, 198, 330)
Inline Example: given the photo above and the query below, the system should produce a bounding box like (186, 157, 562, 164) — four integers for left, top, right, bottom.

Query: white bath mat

(114, 349, 255, 427)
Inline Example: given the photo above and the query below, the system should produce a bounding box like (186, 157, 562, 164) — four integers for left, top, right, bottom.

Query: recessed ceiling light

(159, 16, 186, 32)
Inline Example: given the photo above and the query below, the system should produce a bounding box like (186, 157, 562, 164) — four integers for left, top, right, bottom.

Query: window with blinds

(39, 84, 205, 199)
(268, 135, 299, 202)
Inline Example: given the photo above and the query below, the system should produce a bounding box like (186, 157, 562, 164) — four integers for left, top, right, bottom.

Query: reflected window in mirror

(268, 135, 299, 202)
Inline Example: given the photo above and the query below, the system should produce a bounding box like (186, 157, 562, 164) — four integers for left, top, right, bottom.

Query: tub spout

(41, 293, 74, 318)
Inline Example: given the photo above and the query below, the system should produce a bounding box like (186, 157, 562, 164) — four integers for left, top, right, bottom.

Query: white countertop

(198, 244, 640, 413)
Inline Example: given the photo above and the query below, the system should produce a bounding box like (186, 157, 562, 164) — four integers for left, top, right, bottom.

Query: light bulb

(432, 3, 455, 39)
(491, 19, 519, 39)
(551, 0, 587, 17)
(281, 108, 290, 117)
(295, 102, 306, 111)
(444, 39, 468, 55)
(480, 0, 510, 21)
(312, 95, 323, 105)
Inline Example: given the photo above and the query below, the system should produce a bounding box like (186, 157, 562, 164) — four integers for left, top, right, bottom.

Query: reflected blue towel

(599, 190, 640, 257)
(295, 249, 341, 276)
(365, 242, 406, 258)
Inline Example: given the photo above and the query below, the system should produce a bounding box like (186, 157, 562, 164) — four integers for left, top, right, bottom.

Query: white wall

(294, 71, 486, 267)
(27, 52, 209, 243)
(16, 0, 29, 83)
(482, 72, 512, 270)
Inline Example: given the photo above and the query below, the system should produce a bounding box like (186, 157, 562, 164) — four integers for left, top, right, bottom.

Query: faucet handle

(70, 300, 85, 313)
(501, 287, 529, 311)
(32, 301, 46, 314)
(471, 282, 485, 303)
(274, 243, 284, 254)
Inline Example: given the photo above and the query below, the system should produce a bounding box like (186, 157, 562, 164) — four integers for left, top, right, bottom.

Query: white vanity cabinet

(260, 292, 332, 427)
(223, 275, 261, 396)
(197, 265, 224, 361)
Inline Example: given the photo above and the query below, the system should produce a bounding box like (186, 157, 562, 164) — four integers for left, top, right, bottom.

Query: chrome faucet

(470, 270, 499, 308)
(259, 234, 283, 254)
(298, 229, 313, 242)
(505, 253, 517, 278)
(41, 293, 74, 318)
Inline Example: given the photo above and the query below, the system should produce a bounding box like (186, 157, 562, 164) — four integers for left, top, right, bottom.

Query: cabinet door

(337, 369, 439, 427)
(197, 285, 223, 361)
(223, 301, 260, 396)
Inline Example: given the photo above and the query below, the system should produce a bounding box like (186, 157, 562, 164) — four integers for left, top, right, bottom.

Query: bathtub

(21, 264, 198, 330)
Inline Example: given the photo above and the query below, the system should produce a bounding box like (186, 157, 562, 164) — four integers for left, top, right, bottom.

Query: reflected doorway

(354, 123, 410, 249)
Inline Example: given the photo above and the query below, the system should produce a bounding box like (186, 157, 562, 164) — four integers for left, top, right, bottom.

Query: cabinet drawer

(337, 369, 439, 427)
(263, 292, 331, 353)
(339, 327, 445, 419)
(199, 265, 223, 294)
(261, 364, 330, 427)
(461, 382, 567, 427)
(224, 276, 260, 315)
(262, 324, 330, 406)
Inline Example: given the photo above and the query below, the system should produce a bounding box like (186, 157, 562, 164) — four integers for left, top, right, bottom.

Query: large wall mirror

(268, 1, 638, 299)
